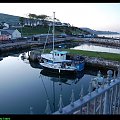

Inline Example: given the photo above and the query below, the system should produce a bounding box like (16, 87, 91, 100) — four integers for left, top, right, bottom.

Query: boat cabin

(50, 50, 68, 62)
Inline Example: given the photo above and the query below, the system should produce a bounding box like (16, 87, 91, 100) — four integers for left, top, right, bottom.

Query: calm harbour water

(0, 50, 110, 114)
(0, 34, 120, 114)
(1, 36, 119, 114)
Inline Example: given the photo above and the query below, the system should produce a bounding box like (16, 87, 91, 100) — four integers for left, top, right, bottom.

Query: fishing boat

(39, 12, 85, 75)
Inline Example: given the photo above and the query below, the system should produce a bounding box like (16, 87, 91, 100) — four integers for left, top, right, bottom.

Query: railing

(50, 66, 120, 114)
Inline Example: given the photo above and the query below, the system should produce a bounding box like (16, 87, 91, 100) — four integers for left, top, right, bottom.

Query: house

(62, 23, 71, 27)
(54, 22, 63, 26)
(0, 29, 9, 40)
(0, 22, 9, 29)
(3, 22, 9, 29)
(0, 30, 9, 40)
(0, 34, 9, 40)
(0, 28, 21, 40)
(24, 18, 43, 27)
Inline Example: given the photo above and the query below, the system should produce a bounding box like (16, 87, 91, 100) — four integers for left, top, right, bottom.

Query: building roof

(0, 28, 17, 35)
(50, 50, 68, 54)
(1, 31, 11, 35)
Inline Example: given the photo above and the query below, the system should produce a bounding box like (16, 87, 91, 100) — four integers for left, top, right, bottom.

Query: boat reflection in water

(29, 60, 43, 69)
(40, 69, 84, 112)
(40, 69, 84, 85)
(21, 52, 85, 112)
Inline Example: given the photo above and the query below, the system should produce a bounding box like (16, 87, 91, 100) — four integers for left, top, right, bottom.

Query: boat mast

(53, 12, 55, 62)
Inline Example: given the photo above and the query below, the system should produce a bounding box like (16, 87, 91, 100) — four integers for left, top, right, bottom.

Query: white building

(3, 23, 9, 29)
(0, 29, 21, 39)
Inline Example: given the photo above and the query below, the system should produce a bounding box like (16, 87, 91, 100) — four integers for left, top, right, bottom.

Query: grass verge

(67, 49, 120, 62)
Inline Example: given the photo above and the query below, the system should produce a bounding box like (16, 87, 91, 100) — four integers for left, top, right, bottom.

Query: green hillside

(0, 13, 90, 36)
(17, 26, 90, 37)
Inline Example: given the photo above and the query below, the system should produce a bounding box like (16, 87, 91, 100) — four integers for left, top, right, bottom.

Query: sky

(0, 3, 120, 33)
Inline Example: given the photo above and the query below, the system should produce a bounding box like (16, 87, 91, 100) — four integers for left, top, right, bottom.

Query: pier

(0, 36, 120, 53)
(0, 37, 75, 53)
(84, 37, 120, 47)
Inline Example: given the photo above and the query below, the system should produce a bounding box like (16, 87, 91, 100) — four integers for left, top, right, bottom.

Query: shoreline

(0, 36, 120, 53)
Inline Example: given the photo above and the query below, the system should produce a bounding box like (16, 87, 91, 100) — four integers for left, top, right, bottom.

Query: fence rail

(52, 66, 120, 114)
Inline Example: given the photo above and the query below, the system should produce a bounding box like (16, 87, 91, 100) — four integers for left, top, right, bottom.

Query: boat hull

(40, 69, 84, 80)
(40, 64, 76, 75)
(40, 62, 84, 75)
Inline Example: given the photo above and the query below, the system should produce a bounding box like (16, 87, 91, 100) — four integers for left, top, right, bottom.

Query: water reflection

(0, 51, 114, 114)
(0, 57, 3, 61)
(29, 61, 42, 69)
(40, 69, 84, 85)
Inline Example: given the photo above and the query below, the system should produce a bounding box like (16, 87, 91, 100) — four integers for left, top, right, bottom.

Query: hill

(0, 13, 19, 25)
(80, 27, 119, 35)
(17, 26, 90, 37)
(0, 13, 90, 36)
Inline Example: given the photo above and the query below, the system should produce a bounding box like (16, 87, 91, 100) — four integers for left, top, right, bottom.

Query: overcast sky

(0, 3, 120, 32)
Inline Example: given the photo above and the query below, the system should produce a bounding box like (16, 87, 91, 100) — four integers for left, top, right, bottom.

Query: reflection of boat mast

(39, 74, 49, 100)
(39, 74, 56, 113)
(52, 75, 62, 112)
(53, 80, 55, 112)
(39, 75, 52, 114)
(59, 75, 62, 93)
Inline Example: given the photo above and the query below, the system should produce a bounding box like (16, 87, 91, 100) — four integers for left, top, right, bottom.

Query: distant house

(24, 18, 43, 27)
(62, 23, 71, 27)
(0, 29, 9, 40)
(83, 34, 98, 38)
(0, 28, 21, 40)
(3, 23, 9, 29)
(0, 22, 9, 29)
(54, 22, 63, 26)
(0, 30, 9, 40)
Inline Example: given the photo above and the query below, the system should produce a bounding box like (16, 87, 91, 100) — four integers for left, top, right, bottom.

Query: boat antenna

(53, 12, 55, 63)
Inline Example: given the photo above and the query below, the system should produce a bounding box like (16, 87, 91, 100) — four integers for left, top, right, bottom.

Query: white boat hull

(40, 62, 78, 75)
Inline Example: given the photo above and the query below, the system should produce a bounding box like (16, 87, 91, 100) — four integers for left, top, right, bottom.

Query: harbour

(0, 41, 120, 114)
(0, 50, 114, 114)
(0, 4, 120, 115)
